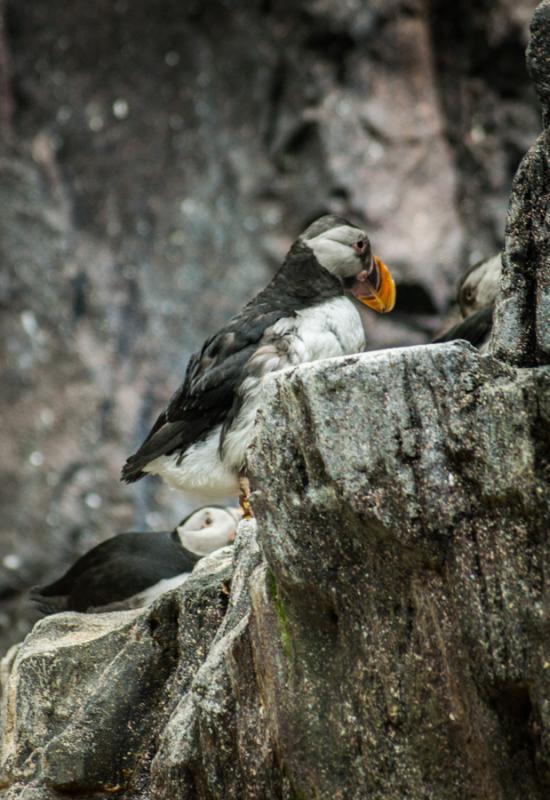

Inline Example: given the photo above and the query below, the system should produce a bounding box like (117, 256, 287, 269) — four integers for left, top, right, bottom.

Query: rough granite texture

(492, 0, 550, 365)
(0, 542, 237, 797)
(1, 1, 550, 798)
(1, 339, 548, 798)
(0, 0, 540, 654)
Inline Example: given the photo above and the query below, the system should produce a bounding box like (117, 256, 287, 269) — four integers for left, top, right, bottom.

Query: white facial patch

(176, 507, 237, 555)
(472, 255, 501, 308)
(461, 253, 502, 313)
(304, 225, 366, 278)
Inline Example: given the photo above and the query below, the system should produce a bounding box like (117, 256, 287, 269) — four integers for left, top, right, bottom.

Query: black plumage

(30, 505, 238, 614)
(433, 306, 493, 348)
(121, 239, 342, 483)
(30, 529, 199, 614)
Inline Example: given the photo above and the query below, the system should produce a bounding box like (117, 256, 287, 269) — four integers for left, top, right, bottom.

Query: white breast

(145, 296, 366, 496)
(221, 296, 366, 471)
(290, 296, 366, 362)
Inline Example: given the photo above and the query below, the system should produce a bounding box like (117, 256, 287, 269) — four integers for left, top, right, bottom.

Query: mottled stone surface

(0, 0, 540, 653)
(2, 344, 548, 799)
(247, 346, 549, 799)
(0, 1, 549, 798)
(492, 0, 550, 365)
(0, 540, 235, 796)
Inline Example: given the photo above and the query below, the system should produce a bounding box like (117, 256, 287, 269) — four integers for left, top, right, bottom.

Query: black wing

(121, 310, 283, 481)
(31, 532, 168, 596)
(32, 555, 178, 613)
(30, 531, 198, 614)
(121, 240, 342, 482)
(433, 305, 493, 348)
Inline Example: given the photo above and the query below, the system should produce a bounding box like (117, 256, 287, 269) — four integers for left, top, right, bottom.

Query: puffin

(30, 505, 240, 615)
(121, 215, 396, 510)
(458, 253, 501, 317)
(433, 253, 501, 350)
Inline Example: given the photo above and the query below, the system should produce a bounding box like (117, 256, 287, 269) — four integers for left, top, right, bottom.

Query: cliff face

(0, 0, 540, 654)
(1, 3, 549, 796)
(2, 351, 549, 800)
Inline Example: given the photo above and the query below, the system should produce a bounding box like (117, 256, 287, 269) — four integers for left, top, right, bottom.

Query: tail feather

(29, 587, 69, 616)
(121, 419, 189, 483)
(120, 458, 146, 483)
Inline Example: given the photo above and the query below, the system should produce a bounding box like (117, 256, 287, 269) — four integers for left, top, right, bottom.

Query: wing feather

(121, 313, 283, 481)
(122, 240, 342, 482)
(433, 305, 493, 348)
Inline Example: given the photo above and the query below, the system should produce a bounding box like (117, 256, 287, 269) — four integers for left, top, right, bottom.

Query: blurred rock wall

(0, 0, 540, 652)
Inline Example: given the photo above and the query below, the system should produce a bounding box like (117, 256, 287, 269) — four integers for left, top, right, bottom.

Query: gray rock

(160, 344, 547, 800)
(0, 544, 235, 796)
(0, 0, 541, 655)
(3, 341, 547, 799)
(1, 2, 549, 798)
(492, 0, 550, 365)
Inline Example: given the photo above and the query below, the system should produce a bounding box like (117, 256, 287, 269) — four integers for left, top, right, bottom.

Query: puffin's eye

(204, 514, 213, 526)
(353, 238, 369, 255)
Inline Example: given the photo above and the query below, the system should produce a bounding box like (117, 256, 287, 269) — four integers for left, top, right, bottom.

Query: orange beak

(352, 256, 396, 314)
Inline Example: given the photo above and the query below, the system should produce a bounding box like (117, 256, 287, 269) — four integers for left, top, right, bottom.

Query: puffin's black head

(300, 215, 396, 314)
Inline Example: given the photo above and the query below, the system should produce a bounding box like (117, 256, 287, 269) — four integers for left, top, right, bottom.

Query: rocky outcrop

(492, 0, 550, 366)
(0, 0, 541, 654)
(148, 339, 549, 799)
(0, 544, 238, 797)
(2, 343, 548, 798)
(1, 1, 549, 798)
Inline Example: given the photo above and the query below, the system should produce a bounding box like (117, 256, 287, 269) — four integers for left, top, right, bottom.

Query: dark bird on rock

(121, 215, 396, 510)
(433, 253, 501, 351)
(30, 506, 240, 615)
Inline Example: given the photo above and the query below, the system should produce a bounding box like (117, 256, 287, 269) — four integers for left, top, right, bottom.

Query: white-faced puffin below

(433, 253, 501, 351)
(121, 215, 396, 514)
(30, 505, 241, 614)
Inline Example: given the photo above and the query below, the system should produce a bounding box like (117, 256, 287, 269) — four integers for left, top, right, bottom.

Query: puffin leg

(239, 475, 254, 519)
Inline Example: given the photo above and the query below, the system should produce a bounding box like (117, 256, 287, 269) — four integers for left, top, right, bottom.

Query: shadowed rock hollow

(1, 1, 549, 798)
